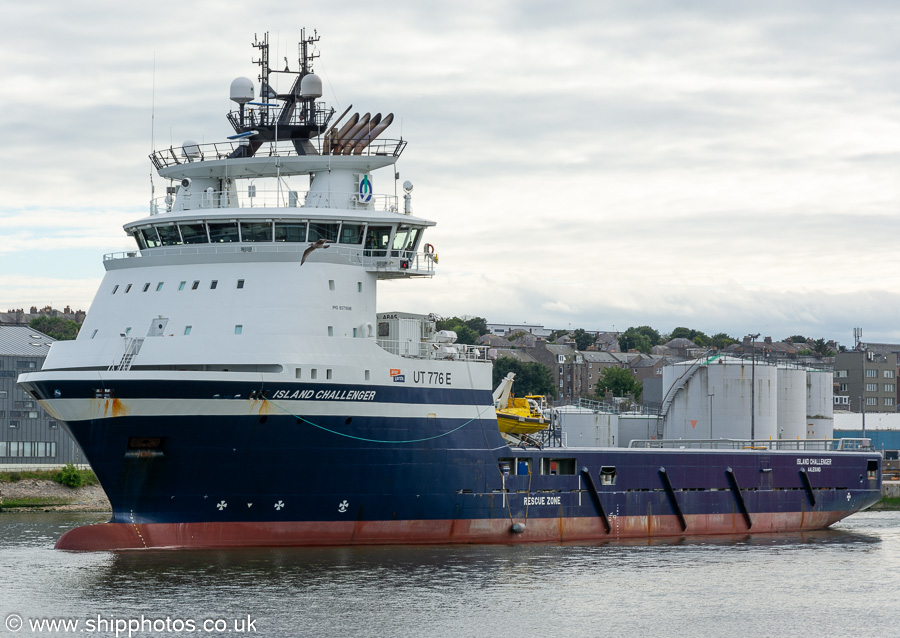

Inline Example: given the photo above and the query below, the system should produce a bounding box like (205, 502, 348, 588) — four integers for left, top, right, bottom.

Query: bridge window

(133, 231, 148, 250)
(340, 223, 365, 244)
(179, 223, 209, 244)
(240, 221, 273, 242)
(140, 227, 161, 248)
(156, 224, 182, 246)
(392, 226, 410, 256)
(125, 284, 132, 293)
(405, 228, 421, 252)
(274, 222, 307, 242)
(391, 226, 421, 256)
(365, 226, 392, 256)
(208, 222, 239, 243)
(308, 222, 339, 243)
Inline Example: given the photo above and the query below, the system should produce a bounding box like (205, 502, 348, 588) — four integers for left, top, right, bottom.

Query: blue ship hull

(21, 379, 883, 550)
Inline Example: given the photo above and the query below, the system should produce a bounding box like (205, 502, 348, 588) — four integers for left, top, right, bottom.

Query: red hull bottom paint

(56, 511, 854, 551)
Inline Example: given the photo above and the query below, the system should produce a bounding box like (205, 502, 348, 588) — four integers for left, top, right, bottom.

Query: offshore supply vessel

(19, 32, 882, 550)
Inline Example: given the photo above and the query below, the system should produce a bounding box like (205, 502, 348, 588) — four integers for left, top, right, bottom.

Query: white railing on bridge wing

(104, 244, 436, 274)
(376, 339, 492, 362)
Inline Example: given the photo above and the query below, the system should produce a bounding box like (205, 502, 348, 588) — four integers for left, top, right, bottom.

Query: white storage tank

(777, 367, 807, 440)
(618, 414, 662, 446)
(554, 407, 618, 447)
(662, 356, 777, 441)
(806, 369, 834, 439)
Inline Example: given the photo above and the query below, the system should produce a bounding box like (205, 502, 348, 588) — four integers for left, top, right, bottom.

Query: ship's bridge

(108, 206, 438, 279)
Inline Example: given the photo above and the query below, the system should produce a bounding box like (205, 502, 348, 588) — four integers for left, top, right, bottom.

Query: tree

(708, 333, 736, 349)
(594, 366, 642, 400)
(492, 357, 557, 398)
(785, 335, 809, 344)
(618, 325, 660, 354)
(548, 329, 568, 342)
(436, 316, 486, 345)
(572, 328, 595, 351)
(462, 316, 488, 336)
(813, 338, 835, 357)
(445, 316, 487, 336)
(29, 316, 79, 341)
(669, 326, 709, 346)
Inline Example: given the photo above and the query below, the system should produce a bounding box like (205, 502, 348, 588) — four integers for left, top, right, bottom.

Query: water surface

(1, 511, 897, 636)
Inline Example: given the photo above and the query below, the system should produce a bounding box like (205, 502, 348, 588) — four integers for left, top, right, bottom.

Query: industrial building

(0, 326, 84, 468)
(833, 348, 897, 413)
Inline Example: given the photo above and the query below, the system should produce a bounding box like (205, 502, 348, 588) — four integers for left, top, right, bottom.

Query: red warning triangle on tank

(690, 420, 698, 428)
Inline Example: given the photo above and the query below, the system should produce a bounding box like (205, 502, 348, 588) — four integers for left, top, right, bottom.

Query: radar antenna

(227, 31, 334, 159)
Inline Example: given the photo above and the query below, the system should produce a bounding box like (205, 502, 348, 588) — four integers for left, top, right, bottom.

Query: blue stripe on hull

(20, 379, 493, 405)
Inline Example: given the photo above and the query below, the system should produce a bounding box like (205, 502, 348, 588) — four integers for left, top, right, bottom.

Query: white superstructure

(22, 30, 493, 421)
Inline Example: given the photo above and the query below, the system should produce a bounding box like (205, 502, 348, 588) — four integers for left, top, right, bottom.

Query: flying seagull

(301, 239, 331, 265)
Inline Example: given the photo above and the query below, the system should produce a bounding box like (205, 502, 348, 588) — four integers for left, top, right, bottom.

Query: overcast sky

(3, 0, 900, 346)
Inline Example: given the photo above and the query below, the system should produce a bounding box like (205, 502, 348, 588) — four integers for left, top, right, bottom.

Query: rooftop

(0, 326, 56, 357)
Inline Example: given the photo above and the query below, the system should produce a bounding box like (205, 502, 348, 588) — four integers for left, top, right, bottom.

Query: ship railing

(225, 104, 333, 133)
(334, 246, 437, 277)
(375, 339, 492, 362)
(836, 438, 874, 451)
(150, 138, 407, 170)
(103, 244, 436, 275)
(573, 397, 661, 416)
(149, 188, 399, 214)
(628, 438, 874, 452)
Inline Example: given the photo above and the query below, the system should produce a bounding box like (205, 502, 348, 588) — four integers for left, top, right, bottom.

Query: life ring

(424, 243, 435, 254)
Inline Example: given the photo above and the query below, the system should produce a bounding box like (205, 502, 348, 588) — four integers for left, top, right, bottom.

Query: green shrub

(7, 472, 21, 482)
(56, 463, 85, 489)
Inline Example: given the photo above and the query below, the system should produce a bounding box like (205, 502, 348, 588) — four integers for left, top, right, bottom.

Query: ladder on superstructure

(109, 338, 144, 371)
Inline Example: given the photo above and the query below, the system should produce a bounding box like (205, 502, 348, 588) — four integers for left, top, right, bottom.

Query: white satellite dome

(300, 73, 323, 98)
(181, 140, 201, 160)
(230, 77, 255, 104)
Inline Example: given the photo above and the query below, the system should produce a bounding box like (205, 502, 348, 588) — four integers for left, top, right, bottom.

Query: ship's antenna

(149, 53, 156, 213)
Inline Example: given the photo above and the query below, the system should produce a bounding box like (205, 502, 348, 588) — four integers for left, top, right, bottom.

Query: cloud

(3, 1, 900, 343)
